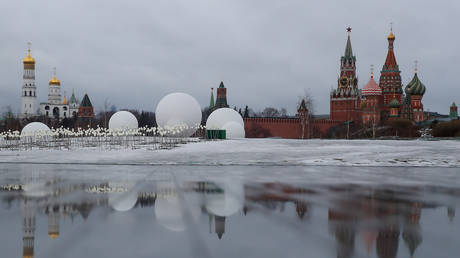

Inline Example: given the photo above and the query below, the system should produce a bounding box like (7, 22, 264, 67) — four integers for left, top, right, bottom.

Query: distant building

(450, 102, 458, 120)
(39, 69, 79, 119)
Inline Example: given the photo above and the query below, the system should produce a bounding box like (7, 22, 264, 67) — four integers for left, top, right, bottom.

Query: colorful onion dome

(389, 98, 401, 108)
(23, 49, 35, 64)
(362, 75, 382, 96)
(405, 72, 426, 96)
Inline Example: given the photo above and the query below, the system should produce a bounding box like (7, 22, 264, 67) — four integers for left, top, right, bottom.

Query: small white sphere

(222, 121, 245, 139)
(109, 111, 138, 130)
(21, 122, 51, 136)
(155, 93, 202, 137)
(206, 108, 244, 130)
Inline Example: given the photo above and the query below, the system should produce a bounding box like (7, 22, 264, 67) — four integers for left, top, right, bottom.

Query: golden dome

(23, 255, 34, 258)
(23, 49, 35, 64)
(387, 28, 395, 40)
(49, 232, 59, 239)
(49, 75, 61, 85)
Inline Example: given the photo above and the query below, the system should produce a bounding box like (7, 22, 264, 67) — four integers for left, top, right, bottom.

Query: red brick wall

(244, 117, 341, 139)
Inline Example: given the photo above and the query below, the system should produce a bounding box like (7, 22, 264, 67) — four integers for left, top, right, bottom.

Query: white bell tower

(21, 43, 37, 118)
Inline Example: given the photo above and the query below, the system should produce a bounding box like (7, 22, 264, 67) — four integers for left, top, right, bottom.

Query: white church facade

(20, 46, 80, 120)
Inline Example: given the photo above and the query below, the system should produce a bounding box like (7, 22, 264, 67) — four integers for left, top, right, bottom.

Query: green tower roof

(389, 97, 401, 108)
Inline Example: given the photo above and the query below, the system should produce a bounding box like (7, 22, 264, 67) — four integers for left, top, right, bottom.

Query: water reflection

(0, 168, 459, 258)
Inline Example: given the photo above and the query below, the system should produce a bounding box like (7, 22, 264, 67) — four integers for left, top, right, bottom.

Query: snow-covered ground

(0, 138, 459, 167)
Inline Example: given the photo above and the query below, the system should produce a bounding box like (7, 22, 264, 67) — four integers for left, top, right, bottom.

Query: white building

(20, 45, 38, 118)
(39, 69, 79, 119)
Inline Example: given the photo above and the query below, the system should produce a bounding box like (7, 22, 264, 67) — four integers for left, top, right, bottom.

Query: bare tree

(297, 89, 315, 115)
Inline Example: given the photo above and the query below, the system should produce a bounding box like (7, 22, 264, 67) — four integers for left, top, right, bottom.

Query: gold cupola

(387, 26, 395, 40)
(23, 49, 35, 64)
(49, 68, 61, 86)
(48, 232, 59, 239)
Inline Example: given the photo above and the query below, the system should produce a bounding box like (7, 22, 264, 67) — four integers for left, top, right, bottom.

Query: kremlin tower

(330, 27, 361, 122)
(380, 27, 403, 111)
(215, 81, 229, 109)
(21, 43, 37, 118)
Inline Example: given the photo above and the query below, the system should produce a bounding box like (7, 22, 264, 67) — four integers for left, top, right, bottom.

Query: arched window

(29, 91, 32, 96)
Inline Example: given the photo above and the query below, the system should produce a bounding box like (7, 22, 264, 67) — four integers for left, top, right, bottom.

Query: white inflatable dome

(155, 93, 202, 137)
(109, 111, 138, 130)
(21, 122, 51, 136)
(222, 121, 245, 139)
(206, 108, 244, 130)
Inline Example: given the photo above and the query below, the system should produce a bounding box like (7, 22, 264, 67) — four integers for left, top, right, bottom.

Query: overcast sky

(0, 0, 458, 115)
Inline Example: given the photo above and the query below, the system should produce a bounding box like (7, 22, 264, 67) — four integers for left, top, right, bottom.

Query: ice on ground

(0, 139, 459, 167)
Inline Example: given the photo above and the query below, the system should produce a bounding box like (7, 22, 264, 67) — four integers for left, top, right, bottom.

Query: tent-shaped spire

(344, 27, 353, 60)
(80, 93, 93, 108)
(209, 88, 215, 109)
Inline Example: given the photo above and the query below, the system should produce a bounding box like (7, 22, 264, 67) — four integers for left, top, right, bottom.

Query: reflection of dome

(21, 122, 51, 136)
(23, 182, 49, 197)
(154, 182, 201, 232)
(108, 111, 138, 130)
(206, 108, 244, 130)
(155, 93, 202, 137)
(48, 232, 59, 239)
(108, 182, 138, 212)
(205, 180, 244, 217)
(109, 192, 138, 212)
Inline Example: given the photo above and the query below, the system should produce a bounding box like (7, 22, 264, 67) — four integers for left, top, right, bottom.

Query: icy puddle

(0, 164, 459, 258)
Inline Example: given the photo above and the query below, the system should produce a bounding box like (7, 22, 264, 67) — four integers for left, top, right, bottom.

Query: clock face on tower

(340, 77, 349, 87)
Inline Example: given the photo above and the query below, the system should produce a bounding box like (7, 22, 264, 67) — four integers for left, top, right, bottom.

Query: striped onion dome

(405, 72, 426, 96)
(362, 76, 382, 96)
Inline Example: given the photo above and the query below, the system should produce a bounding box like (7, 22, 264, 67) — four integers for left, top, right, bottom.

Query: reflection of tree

(335, 223, 355, 258)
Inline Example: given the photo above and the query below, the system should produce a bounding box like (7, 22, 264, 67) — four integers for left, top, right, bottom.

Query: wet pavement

(0, 164, 459, 258)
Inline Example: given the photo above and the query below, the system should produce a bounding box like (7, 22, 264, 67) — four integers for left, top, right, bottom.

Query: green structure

(207, 129, 226, 139)
(450, 102, 458, 119)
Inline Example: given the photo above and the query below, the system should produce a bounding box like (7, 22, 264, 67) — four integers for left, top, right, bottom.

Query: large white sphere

(206, 108, 244, 130)
(155, 93, 202, 137)
(21, 122, 51, 136)
(109, 111, 138, 130)
(222, 121, 245, 139)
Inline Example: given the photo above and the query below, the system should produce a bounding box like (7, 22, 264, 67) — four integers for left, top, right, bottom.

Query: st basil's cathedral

(331, 27, 427, 125)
